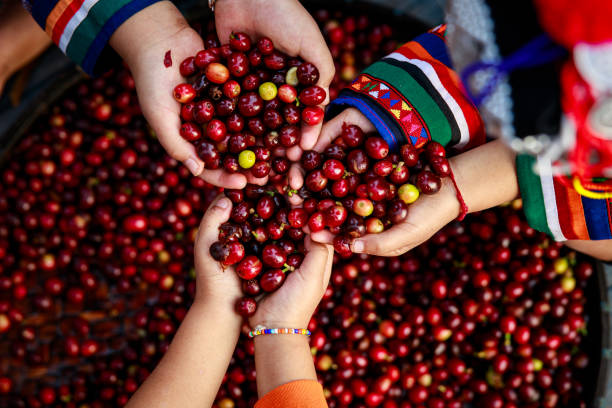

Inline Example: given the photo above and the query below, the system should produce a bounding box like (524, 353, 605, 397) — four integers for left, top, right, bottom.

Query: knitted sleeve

(328, 24, 485, 153)
(23, 0, 162, 76)
(254, 380, 328, 408)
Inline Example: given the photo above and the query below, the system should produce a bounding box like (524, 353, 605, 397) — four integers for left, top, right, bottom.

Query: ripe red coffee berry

(302, 106, 325, 125)
(173, 83, 196, 103)
(426, 141, 446, 158)
(223, 80, 241, 98)
(416, 171, 441, 194)
(257, 36, 274, 55)
(238, 92, 264, 117)
(299, 86, 326, 106)
(236, 255, 262, 280)
(236, 297, 257, 317)
(229, 32, 252, 52)
(365, 136, 389, 159)
(179, 56, 197, 77)
(195, 49, 219, 69)
(206, 119, 227, 142)
(278, 84, 298, 103)
(228, 52, 250, 77)
(179, 122, 202, 141)
(193, 100, 215, 123)
(297, 62, 320, 86)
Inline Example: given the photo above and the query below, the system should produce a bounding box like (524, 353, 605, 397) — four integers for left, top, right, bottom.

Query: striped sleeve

(517, 153, 612, 241)
(328, 24, 485, 153)
(26, 0, 162, 76)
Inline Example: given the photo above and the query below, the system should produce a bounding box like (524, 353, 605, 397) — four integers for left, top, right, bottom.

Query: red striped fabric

(50, 0, 85, 44)
(553, 176, 590, 239)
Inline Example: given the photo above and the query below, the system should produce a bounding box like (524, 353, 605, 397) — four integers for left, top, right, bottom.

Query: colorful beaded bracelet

(248, 327, 311, 338)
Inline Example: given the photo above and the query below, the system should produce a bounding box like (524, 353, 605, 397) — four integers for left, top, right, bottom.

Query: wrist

(249, 317, 311, 330)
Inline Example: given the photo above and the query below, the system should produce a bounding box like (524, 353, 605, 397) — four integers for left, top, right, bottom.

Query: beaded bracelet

(248, 327, 311, 338)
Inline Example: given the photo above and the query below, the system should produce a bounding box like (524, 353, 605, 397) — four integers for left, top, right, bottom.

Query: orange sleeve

(254, 380, 328, 408)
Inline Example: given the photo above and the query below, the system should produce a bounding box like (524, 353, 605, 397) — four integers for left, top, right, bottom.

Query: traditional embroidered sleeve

(24, 0, 162, 76)
(516, 154, 612, 241)
(328, 24, 485, 152)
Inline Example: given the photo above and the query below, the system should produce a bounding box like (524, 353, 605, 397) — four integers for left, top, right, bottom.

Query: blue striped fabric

(414, 32, 453, 68)
(82, 0, 160, 75)
(581, 195, 612, 240)
(330, 92, 406, 152)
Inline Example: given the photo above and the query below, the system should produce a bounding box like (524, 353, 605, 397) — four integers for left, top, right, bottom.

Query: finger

(288, 163, 304, 191)
(314, 108, 375, 152)
(199, 169, 248, 189)
(194, 195, 232, 265)
(321, 239, 335, 284)
(246, 173, 269, 186)
(300, 120, 323, 151)
(351, 222, 418, 257)
(310, 230, 335, 245)
(298, 237, 333, 284)
(286, 145, 303, 162)
(296, 25, 335, 90)
(150, 110, 205, 176)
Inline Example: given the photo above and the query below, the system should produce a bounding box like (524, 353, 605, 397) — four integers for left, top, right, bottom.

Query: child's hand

(110, 2, 258, 189)
(193, 195, 243, 304)
(216, 0, 334, 161)
(249, 238, 333, 329)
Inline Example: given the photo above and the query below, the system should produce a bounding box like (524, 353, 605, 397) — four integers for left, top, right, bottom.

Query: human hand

(306, 107, 461, 256)
(249, 238, 333, 329)
(193, 195, 243, 304)
(110, 2, 249, 189)
(215, 0, 334, 161)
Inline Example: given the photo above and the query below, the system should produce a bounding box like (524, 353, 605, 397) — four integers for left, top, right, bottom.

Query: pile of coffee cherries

(0, 6, 597, 408)
(300, 124, 451, 257)
(174, 32, 326, 178)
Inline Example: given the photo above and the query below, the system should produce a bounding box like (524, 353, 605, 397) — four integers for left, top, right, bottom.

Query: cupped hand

(194, 195, 243, 303)
(110, 2, 248, 189)
(215, 0, 334, 159)
(311, 177, 460, 256)
(249, 238, 333, 329)
(306, 107, 461, 256)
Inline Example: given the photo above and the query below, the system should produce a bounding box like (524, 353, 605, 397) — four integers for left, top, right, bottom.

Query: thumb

(149, 111, 205, 176)
(351, 222, 416, 257)
(297, 237, 334, 287)
(195, 195, 233, 264)
(314, 108, 375, 152)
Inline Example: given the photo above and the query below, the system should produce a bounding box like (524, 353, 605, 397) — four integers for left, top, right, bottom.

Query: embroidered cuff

(517, 154, 612, 241)
(29, 0, 162, 76)
(329, 25, 485, 153)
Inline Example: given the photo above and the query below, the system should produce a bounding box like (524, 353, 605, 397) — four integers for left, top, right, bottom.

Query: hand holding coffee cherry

(109, 3, 249, 189)
(215, 0, 334, 159)
(248, 237, 333, 329)
(209, 184, 314, 317)
(173, 31, 328, 188)
(194, 195, 244, 302)
(297, 115, 454, 257)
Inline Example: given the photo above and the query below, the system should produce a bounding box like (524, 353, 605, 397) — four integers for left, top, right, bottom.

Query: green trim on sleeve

(516, 154, 553, 237)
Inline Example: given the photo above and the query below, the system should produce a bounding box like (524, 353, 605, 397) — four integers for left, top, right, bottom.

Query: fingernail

(215, 197, 230, 209)
(352, 240, 364, 253)
(185, 157, 202, 176)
